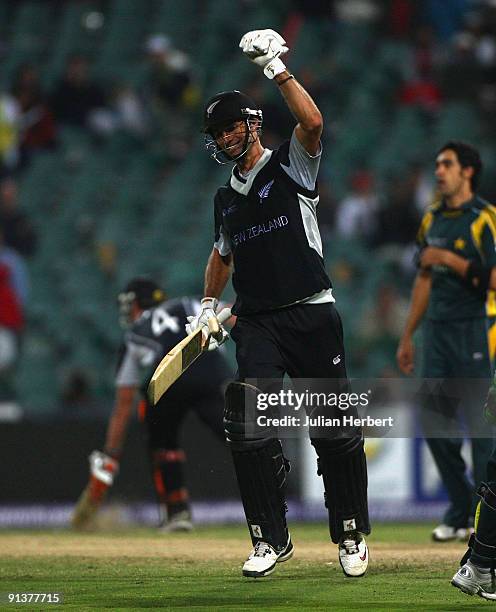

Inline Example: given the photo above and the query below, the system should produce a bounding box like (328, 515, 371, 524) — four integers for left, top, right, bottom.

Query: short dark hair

(437, 141, 483, 191)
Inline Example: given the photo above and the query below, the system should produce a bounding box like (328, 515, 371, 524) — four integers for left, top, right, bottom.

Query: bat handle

(206, 308, 231, 342)
(217, 307, 232, 324)
(207, 316, 220, 336)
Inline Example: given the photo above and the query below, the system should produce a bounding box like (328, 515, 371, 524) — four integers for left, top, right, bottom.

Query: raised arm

(274, 74, 322, 155)
(239, 28, 322, 155)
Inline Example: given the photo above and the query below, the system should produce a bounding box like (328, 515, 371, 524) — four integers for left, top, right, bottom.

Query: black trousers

(229, 302, 369, 544)
(231, 302, 347, 381)
(231, 301, 354, 435)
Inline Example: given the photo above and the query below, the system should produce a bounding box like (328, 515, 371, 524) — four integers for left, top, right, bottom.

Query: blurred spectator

(355, 281, 409, 375)
(422, 0, 469, 42)
(0, 261, 23, 400)
(384, 0, 418, 39)
(0, 177, 37, 257)
(363, 281, 408, 339)
(289, 0, 335, 19)
(398, 27, 443, 116)
(0, 92, 20, 173)
(143, 34, 200, 157)
(398, 71, 442, 113)
(244, 79, 294, 145)
(410, 162, 435, 214)
(0, 227, 29, 307)
(375, 170, 422, 248)
(110, 82, 148, 137)
(51, 55, 107, 128)
(335, 169, 379, 244)
(11, 63, 56, 165)
(441, 3, 496, 116)
(144, 34, 196, 111)
(60, 368, 102, 417)
(335, 0, 382, 24)
(440, 28, 483, 103)
(73, 81, 149, 138)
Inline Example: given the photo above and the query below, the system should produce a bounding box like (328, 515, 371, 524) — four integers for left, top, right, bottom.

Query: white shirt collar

(230, 148, 273, 195)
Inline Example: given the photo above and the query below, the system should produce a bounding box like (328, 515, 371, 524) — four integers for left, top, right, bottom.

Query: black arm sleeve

(466, 261, 492, 296)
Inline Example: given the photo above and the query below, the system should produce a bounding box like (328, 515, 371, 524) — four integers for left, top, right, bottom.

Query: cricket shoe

(160, 510, 193, 533)
(432, 524, 474, 542)
(451, 560, 496, 600)
(242, 534, 294, 578)
(339, 532, 369, 577)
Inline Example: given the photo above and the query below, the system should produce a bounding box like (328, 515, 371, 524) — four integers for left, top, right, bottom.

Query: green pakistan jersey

(417, 195, 496, 321)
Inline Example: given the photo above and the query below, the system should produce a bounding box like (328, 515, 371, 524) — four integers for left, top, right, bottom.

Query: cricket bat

(147, 307, 231, 405)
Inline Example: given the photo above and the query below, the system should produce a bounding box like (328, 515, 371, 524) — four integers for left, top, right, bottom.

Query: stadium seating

(2, 0, 493, 413)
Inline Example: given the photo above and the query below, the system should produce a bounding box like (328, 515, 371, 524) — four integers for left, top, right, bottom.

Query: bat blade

(147, 327, 203, 405)
(147, 307, 231, 405)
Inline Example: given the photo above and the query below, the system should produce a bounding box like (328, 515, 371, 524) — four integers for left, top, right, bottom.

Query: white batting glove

(204, 327, 229, 351)
(187, 297, 219, 333)
(239, 29, 289, 79)
(185, 297, 228, 351)
(89, 450, 119, 485)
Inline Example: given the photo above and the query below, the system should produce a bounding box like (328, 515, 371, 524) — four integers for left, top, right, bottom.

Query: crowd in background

(0, 0, 496, 409)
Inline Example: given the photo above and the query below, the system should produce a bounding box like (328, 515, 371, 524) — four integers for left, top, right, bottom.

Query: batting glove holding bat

(186, 297, 229, 351)
(239, 28, 289, 79)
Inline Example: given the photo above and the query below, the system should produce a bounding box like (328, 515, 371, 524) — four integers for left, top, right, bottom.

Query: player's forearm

(438, 250, 496, 291)
(442, 251, 496, 291)
(275, 72, 323, 147)
(439, 250, 470, 278)
(204, 248, 232, 299)
(402, 271, 432, 339)
(104, 386, 136, 458)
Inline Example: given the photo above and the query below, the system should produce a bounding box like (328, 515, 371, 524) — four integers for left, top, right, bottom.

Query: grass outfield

(0, 523, 487, 611)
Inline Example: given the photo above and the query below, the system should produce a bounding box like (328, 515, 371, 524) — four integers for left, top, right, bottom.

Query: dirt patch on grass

(0, 532, 465, 565)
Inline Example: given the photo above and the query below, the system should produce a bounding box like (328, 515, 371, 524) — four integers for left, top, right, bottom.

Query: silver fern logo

(258, 179, 274, 204)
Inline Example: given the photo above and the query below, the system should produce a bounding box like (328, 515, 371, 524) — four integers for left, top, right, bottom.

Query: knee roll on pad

(312, 436, 370, 543)
(224, 381, 276, 445)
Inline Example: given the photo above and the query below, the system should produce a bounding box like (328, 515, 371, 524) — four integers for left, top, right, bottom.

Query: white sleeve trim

(281, 129, 322, 191)
(298, 193, 323, 257)
(214, 225, 232, 255)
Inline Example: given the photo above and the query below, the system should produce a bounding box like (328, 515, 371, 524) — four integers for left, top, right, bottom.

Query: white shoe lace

(340, 538, 359, 554)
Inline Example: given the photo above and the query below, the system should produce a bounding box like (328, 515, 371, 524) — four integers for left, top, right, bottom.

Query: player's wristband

(201, 297, 219, 311)
(263, 57, 286, 79)
(277, 74, 294, 87)
(465, 261, 491, 294)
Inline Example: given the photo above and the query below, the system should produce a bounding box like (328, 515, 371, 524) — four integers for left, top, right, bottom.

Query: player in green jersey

(398, 141, 496, 542)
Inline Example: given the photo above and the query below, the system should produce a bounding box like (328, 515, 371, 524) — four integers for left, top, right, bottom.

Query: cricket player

(72, 278, 231, 531)
(187, 29, 370, 578)
(419, 247, 496, 599)
(397, 142, 496, 542)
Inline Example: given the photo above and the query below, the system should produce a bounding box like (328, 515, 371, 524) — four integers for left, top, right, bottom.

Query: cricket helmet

(203, 90, 263, 164)
(118, 277, 165, 326)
